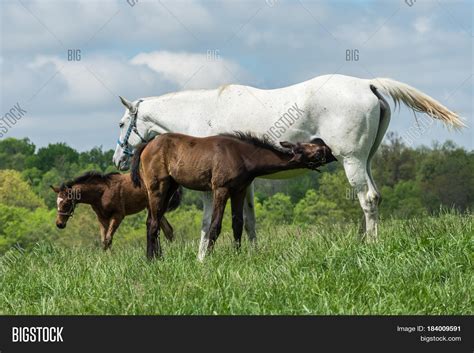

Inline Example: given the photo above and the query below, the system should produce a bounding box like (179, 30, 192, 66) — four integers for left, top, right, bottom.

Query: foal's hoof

(147, 253, 163, 261)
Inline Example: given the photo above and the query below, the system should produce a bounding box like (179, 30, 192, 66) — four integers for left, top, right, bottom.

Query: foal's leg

(146, 182, 169, 259)
(230, 190, 246, 250)
(145, 209, 159, 259)
(198, 188, 230, 261)
(160, 216, 174, 242)
(146, 208, 154, 250)
(147, 181, 178, 259)
(243, 183, 257, 244)
(98, 218, 109, 250)
(103, 216, 122, 250)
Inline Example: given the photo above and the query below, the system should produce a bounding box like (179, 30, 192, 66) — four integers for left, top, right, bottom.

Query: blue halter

(117, 100, 147, 156)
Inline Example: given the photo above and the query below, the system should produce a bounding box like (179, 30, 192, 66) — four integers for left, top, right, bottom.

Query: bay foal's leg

(103, 216, 122, 250)
(146, 182, 168, 259)
(147, 181, 178, 259)
(243, 183, 257, 244)
(198, 188, 230, 261)
(160, 216, 174, 242)
(146, 209, 153, 252)
(231, 190, 246, 250)
(198, 191, 213, 260)
(98, 218, 109, 250)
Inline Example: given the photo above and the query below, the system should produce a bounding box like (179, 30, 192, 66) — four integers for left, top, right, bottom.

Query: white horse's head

(113, 96, 153, 171)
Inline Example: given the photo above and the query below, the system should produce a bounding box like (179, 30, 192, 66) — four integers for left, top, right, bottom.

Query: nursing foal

(131, 132, 337, 260)
(51, 172, 181, 249)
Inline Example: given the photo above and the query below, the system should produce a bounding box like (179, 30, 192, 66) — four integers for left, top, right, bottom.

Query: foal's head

(280, 138, 337, 169)
(50, 184, 80, 229)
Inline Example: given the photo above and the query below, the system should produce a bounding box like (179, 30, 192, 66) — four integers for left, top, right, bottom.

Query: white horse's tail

(370, 78, 466, 129)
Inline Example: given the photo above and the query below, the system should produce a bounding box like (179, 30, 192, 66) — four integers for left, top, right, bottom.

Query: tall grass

(0, 212, 472, 315)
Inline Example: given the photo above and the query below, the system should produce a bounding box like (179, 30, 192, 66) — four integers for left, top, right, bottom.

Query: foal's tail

(131, 142, 148, 188)
(370, 78, 466, 129)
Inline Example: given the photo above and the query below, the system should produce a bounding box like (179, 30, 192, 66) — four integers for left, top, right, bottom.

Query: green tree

(380, 181, 426, 219)
(417, 141, 474, 212)
(294, 189, 344, 224)
(0, 204, 58, 252)
(0, 170, 45, 210)
(79, 147, 114, 172)
(372, 132, 417, 187)
(0, 137, 36, 170)
(294, 170, 360, 224)
(38, 168, 63, 209)
(27, 143, 79, 172)
(256, 193, 294, 226)
(21, 167, 43, 188)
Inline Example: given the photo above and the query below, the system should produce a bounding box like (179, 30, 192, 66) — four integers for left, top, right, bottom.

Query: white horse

(112, 74, 463, 259)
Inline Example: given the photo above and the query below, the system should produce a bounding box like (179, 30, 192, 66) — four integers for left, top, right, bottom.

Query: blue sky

(1, 0, 472, 151)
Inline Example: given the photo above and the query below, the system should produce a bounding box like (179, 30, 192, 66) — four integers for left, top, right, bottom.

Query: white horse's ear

(119, 96, 134, 111)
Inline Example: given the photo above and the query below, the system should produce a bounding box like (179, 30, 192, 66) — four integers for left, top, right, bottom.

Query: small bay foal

(51, 172, 181, 250)
(131, 132, 337, 260)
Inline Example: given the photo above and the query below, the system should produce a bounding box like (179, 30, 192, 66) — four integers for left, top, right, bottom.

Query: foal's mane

(60, 171, 120, 190)
(219, 131, 291, 155)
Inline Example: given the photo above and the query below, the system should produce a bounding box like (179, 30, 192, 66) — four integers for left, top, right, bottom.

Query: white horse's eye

(119, 122, 124, 128)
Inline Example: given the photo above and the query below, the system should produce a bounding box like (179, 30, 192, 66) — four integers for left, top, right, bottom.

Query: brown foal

(51, 172, 181, 250)
(131, 132, 337, 260)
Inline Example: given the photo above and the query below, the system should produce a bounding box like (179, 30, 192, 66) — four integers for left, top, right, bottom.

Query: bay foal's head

(50, 184, 79, 229)
(50, 171, 118, 229)
(279, 138, 337, 170)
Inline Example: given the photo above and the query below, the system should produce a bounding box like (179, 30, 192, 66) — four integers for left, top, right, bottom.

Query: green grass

(0, 213, 472, 315)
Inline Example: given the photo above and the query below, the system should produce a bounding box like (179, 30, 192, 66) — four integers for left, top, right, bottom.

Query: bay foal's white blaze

(56, 196, 64, 211)
(112, 74, 463, 256)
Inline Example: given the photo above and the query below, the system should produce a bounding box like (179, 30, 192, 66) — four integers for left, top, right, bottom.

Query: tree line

(0, 132, 472, 252)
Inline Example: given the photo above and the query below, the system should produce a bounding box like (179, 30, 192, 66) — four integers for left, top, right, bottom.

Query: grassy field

(0, 213, 472, 315)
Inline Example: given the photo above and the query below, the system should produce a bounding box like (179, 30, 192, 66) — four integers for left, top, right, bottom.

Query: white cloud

(3, 49, 253, 114)
(130, 50, 251, 89)
(0, 0, 471, 150)
(1, 0, 214, 54)
(5, 54, 169, 113)
(414, 17, 432, 34)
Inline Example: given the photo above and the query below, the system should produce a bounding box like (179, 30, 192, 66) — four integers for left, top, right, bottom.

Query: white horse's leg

(198, 191, 213, 261)
(365, 84, 391, 206)
(342, 157, 381, 242)
(243, 183, 257, 244)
